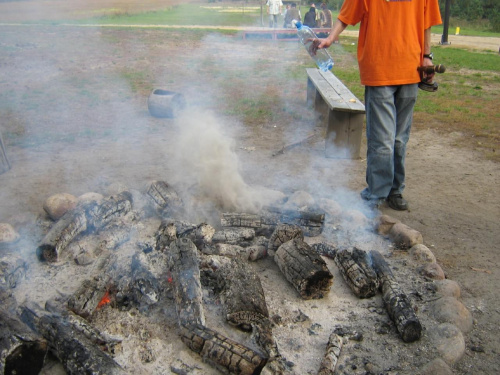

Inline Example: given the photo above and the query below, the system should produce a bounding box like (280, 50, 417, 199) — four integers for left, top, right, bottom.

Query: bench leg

(325, 110, 364, 159)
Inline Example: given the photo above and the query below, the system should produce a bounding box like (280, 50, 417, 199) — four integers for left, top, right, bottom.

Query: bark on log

(217, 259, 269, 332)
(311, 242, 338, 260)
(0, 292, 47, 375)
(221, 208, 324, 237)
(146, 180, 183, 215)
(274, 239, 333, 299)
(267, 224, 304, 253)
(317, 332, 343, 375)
(334, 248, 379, 299)
(212, 228, 255, 247)
(179, 323, 267, 375)
(167, 238, 205, 326)
(369, 250, 422, 343)
(37, 191, 132, 263)
(20, 304, 125, 375)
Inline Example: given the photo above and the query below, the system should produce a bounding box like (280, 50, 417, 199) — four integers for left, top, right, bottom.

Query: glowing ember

(97, 291, 111, 309)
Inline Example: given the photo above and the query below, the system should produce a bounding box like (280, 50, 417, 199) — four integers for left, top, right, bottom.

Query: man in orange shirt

(314, 0, 442, 211)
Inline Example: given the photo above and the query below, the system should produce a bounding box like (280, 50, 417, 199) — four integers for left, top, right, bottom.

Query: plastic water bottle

(294, 20, 334, 72)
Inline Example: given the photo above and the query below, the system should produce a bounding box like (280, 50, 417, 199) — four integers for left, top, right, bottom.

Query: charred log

(36, 201, 97, 262)
(0, 254, 27, 289)
(251, 320, 288, 375)
(0, 292, 47, 375)
(178, 223, 215, 250)
(212, 228, 255, 247)
(311, 242, 338, 260)
(147, 180, 183, 215)
(370, 250, 422, 343)
(20, 304, 125, 375)
(218, 259, 269, 331)
(268, 224, 304, 254)
(168, 238, 205, 326)
(334, 248, 379, 299)
(179, 323, 267, 375)
(37, 192, 132, 263)
(221, 208, 324, 237)
(274, 239, 333, 299)
(317, 332, 343, 375)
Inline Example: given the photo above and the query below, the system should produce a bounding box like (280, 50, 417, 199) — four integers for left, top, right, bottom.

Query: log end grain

(36, 244, 57, 262)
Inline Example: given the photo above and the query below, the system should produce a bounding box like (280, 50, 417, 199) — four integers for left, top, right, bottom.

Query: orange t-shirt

(338, 0, 442, 86)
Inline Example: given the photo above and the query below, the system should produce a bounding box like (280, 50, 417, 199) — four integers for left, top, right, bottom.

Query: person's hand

(422, 56, 435, 82)
(310, 38, 331, 55)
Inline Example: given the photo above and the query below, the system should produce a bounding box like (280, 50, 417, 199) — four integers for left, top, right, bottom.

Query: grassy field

(1, 2, 499, 161)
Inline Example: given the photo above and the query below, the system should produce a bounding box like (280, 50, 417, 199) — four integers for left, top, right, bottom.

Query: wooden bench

(306, 68, 365, 159)
(242, 28, 330, 41)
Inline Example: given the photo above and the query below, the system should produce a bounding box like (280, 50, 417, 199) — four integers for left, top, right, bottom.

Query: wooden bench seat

(306, 68, 365, 159)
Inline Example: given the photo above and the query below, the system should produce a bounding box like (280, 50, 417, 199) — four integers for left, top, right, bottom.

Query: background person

(303, 6, 317, 28)
(284, 2, 301, 28)
(266, 0, 283, 28)
(313, 0, 442, 211)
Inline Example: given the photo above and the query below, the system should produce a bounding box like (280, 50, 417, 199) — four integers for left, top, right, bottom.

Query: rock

(0, 223, 20, 245)
(388, 222, 423, 249)
(431, 296, 473, 333)
(376, 215, 400, 235)
(410, 244, 436, 263)
(434, 279, 461, 298)
(43, 193, 78, 220)
(343, 209, 369, 226)
(418, 263, 445, 280)
(418, 358, 454, 375)
(283, 190, 315, 211)
(106, 182, 129, 195)
(317, 197, 343, 220)
(429, 323, 465, 365)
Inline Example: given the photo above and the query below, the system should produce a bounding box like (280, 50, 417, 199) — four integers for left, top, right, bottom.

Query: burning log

(179, 323, 268, 375)
(268, 224, 304, 254)
(167, 238, 205, 326)
(317, 332, 343, 375)
(67, 253, 114, 318)
(0, 291, 47, 375)
(20, 304, 125, 375)
(274, 239, 333, 299)
(221, 208, 325, 238)
(334, 248, 379, 299)
(370, 250, 422, 343)
(37, 191, 132, 263)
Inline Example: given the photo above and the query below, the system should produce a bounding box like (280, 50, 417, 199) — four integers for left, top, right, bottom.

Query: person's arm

(422, 27, 435, 80)
(312, 18, 348, 52)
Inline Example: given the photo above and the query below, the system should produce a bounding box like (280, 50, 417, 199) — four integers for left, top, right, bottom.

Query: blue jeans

(361, 84, 418, 201)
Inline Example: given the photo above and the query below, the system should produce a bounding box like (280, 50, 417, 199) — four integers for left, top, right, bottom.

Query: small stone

(376, 214, 400, 235)
(388, 222, 423, 249)
(43, 193, 78, 220)
(418, 358, 454, 375)
(431, 296, 473, 333)
(418, 263, 445, 280)
(0, 223, 20, 245)
(410, 244, 436, 263)
(434, 279, 461, 298)
(317, 197, 343, 219)
(429, 323, 465, 365)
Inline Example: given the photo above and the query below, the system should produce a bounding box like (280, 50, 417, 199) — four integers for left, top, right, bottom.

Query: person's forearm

(327, 19, 347, 45)
(423, 28, 431, 54)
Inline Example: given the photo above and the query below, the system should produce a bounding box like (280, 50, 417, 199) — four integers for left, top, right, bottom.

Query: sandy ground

(0, 2, 499, 375)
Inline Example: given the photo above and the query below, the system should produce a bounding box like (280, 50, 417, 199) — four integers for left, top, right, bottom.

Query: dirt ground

(0, 2, 499, 375)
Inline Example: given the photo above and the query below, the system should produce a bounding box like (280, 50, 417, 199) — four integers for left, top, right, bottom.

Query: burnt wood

(179, 323, 267, 375)
(147, 180, 182, 214)
(221, 208, 325, 237)
(311, 242, 338, 259)
(212, 228, 255, 247)
(20, 304, 125, 374)
(0, 253, 27, 289)
(267, 224, 304, 253)
(0, 291, 47, 375)
(317, 332, 343, 375)
(370, 250, 422, 343)
(37, 191, 132, 263)
(335, 248, 379, 299)
(274, 239, 333, 299)
(167, 238, 205, 326)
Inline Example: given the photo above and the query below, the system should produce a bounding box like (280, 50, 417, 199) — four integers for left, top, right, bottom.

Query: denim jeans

(361, 84, 418, 201)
